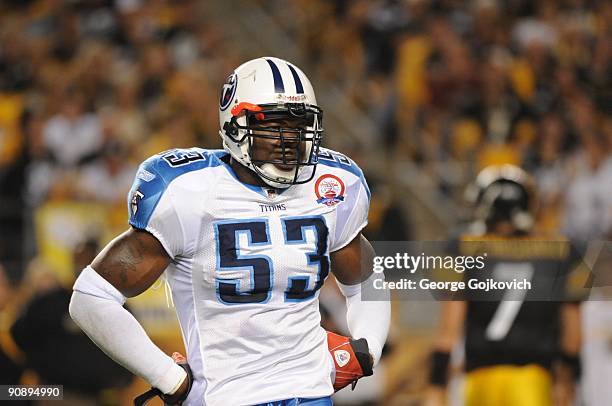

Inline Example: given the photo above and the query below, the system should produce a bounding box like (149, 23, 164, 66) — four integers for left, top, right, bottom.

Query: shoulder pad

(128, 148, 220, 229)
(317, 148, 370, 200)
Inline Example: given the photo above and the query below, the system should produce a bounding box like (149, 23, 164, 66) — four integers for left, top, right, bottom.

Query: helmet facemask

(223, 102, 323, 188)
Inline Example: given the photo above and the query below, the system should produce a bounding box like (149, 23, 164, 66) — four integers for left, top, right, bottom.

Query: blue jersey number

(283, 217, 329, 301)
(215, 216, 329, 304)
(215, 220, 273, 304)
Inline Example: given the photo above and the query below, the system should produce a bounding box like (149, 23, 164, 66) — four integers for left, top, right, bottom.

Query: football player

(69, 57, 390, 405)
(426, 165, 585, 406)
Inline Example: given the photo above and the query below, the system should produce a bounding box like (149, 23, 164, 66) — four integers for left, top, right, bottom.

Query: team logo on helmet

(334, 350, 351, 367)
(315, 174, 345, 207)
(219, 73, 238, 111)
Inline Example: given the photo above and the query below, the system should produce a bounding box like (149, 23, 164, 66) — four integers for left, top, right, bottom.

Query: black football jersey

(452, 236, 588, 371)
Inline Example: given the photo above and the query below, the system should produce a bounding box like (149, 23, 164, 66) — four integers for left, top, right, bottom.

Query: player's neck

(229, 157, 268, 187)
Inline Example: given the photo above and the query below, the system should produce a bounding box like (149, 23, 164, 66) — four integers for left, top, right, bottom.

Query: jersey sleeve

(330, 169, 371, 252)
(127, 156, 185, 259)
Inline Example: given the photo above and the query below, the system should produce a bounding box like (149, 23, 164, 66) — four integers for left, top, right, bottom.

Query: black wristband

(429, 351, 451, 386)
(559, 352, 581, 380)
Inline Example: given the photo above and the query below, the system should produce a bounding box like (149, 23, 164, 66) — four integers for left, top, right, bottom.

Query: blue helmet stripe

(266, 59, 285, 93)
(286, 63, 304, 94)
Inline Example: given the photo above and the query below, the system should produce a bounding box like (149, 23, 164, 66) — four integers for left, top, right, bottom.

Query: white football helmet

(218, 57, 323, 188)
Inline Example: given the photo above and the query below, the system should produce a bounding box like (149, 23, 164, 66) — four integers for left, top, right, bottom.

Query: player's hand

(423, 386, 446, 406)
(554, 382, 576, 406)
(554, 361, 577, 406)
(326, 331, 373, 392)
(134, 352, 193, 406)
(163, 353, 192, 404)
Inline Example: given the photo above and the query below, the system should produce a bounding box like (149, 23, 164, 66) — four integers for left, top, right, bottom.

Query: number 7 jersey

(127, 148, 370, 406)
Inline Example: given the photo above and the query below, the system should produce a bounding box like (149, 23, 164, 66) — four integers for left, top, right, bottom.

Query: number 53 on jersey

(214, 216, 330, 305)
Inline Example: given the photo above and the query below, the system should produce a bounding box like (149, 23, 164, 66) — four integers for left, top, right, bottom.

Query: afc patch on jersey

(315, 174, 345, 207)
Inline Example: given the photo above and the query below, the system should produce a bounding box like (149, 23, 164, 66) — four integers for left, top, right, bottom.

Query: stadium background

(0, 0, 609, 404)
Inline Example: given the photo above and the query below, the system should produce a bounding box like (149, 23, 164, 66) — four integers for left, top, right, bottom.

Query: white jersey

(127, 148, 370, 406)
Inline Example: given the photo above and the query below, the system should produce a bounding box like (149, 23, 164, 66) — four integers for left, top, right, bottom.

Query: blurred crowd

(0, 0, 609, 273)
(0, 0, 610, 405)
(0, 0, 253, 403)
(0, 0, 249, 281)
(266, 0, 611, 239)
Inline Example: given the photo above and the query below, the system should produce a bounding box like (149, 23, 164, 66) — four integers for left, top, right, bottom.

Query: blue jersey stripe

(286, 63, 304, 94)
(266, 59, 285, 93)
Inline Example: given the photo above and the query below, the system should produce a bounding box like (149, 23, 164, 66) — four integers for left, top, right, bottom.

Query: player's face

(250, 117, 308, 171)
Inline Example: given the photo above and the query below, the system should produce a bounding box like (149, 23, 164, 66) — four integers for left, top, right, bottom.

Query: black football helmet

(465, 165, 537, 235)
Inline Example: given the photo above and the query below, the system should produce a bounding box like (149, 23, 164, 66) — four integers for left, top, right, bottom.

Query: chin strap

(257, 163, 296, 188)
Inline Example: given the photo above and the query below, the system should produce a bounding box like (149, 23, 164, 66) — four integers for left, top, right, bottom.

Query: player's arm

(325, 163, 390, 390)
(560, 303, 581, 368)
(555, 302, 581, 406)
(91, 227, 171, 297)
(330, 233, 391, 366)
(425, 300, 467, 405)
(69, 228, 190, 403)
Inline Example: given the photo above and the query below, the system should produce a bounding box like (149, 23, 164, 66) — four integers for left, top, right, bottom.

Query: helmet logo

(315, 174, 345, 207)
(220, 73, 238, 111)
